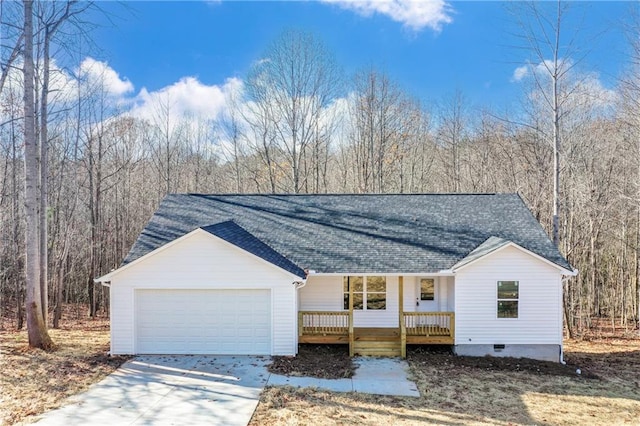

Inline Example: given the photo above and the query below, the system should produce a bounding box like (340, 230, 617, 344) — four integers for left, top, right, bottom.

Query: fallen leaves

(0, 318, 130, 426)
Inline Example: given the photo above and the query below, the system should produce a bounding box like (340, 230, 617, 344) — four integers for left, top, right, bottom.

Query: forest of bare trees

(1, 1, 639, 344)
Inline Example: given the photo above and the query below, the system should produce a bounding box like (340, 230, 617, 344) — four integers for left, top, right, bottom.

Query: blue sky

(85, 1, 631, 117)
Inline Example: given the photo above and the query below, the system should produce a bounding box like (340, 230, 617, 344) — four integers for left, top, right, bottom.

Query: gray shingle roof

(200, 221, 306, 278)
(122, 193, 572, 276)
(452, 236, 511, 270)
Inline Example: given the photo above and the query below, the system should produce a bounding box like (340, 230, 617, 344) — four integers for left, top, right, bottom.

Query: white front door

(135, 289, 271, 355)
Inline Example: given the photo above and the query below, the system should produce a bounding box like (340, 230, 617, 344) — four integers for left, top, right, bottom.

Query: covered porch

(298, 276, 455, 357)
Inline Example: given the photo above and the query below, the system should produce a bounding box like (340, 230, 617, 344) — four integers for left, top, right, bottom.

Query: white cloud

(129, 76, 242, 124)
(512, 65, 529, 82)
(321, 0, 453, 32)
(79, 57, 134, 96)
(512, 59, 571, 84)
(574, 72, 618, 111)
(515, 59, 617, 115)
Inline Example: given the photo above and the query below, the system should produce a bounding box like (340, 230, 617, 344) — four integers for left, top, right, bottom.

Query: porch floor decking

(299, 327, 454, 345)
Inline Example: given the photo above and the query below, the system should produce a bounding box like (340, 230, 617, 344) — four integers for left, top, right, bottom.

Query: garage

(135, 289, 271, 355)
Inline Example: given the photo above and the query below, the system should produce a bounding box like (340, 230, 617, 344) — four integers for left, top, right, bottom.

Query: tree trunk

(23, 0, 53, 350)
(39, 27, 51, 327)
(551, 0, 562, 248)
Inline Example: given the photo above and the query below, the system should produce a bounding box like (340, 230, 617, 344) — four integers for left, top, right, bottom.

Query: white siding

(299, 276, 342, 311)
(109, 229, 297, 355)
(299, 275, 405, 328)
(272, 286, 297, 355)
(454, 246, 562, 345)
(437, 277, 448, 311)
(110, 286, 134, 354)
(446, 276, 455, 311)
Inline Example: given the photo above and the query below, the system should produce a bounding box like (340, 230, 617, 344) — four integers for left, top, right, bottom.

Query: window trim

(497, 280, 519, 319)
(343, 276, 387, 311)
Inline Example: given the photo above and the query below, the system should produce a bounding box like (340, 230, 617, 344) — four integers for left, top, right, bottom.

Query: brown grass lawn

(251, 337, 640, 426)
(0, 316, 129, 426)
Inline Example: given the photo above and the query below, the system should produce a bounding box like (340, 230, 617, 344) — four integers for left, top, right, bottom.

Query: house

(95, 193, 576, 362)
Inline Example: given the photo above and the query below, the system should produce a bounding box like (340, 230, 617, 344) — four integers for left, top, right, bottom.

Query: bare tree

(35, 0, 87, 325)
(245, 30, 342, 193)
(218, 86, 245, 193)
(348, 69, 408, 193)
(0, 73, 25, 329)
(509, 0, 589, 247)
(0, 1, 23, 97)
(22, 0, 53, 348)
(436, 89, 470, 193)
(619, 4, 640, 333)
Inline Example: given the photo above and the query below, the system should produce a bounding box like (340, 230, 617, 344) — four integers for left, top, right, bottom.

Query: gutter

(293, 269, 314, 290)
(94, 278, 111, 288)
(306, 271, 456, 277)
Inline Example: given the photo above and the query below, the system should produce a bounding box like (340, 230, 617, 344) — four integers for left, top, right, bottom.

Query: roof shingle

(123, 193, 572, 275)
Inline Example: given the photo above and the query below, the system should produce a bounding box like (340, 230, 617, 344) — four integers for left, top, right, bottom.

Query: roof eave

(452, 241, 575, 275)
(95, 227, 306, 284)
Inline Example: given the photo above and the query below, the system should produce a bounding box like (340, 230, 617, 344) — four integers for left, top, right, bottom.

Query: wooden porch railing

(298, 311, 351, 336)
(403, 312, 455, 338)
(297, 310, 454, 355)
(298, 310, 354, 353)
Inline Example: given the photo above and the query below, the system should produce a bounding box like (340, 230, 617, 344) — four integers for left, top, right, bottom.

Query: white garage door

(135, 289, 271, 354)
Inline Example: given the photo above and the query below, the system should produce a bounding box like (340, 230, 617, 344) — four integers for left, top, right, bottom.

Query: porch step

(354, 334, 399, 342)
(352, 339, 402, 357)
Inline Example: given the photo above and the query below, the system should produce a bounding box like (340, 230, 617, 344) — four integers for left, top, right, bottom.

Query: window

(366, 276, 386, 310)
(420, 278, 435, 301)
(343, 276, 386, 310)
(343, 276, 364, 310)
(497, 281, 519, 318)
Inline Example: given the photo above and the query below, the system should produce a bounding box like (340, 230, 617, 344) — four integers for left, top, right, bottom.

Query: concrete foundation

(453, 344, 561, 362)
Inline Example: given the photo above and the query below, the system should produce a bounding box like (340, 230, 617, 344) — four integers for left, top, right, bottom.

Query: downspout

(293, 271, 312, 354)
(560, 270, 578, 365)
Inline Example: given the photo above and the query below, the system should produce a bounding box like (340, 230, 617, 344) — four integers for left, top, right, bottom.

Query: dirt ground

(407, 344, 599, 378)
(270, 342, 598, 380)
(269, 345, 356, 379)
(251, 337, 640, 425)
(0, 313, 129, 426)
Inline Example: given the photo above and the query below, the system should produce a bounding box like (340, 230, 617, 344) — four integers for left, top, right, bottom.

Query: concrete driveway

(36, 354, 420, 425)
(35, 355, 271, 426)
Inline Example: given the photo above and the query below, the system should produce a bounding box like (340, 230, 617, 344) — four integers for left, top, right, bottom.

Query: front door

(416, 277, 437, 312)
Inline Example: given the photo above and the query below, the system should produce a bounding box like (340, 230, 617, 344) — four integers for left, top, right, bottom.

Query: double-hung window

(343, 276, 387, 310)
(497, 281, 519, 318)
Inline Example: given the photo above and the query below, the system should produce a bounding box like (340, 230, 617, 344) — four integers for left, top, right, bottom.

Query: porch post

(348, 277, 354, 356)
(399, 276, 406, 358)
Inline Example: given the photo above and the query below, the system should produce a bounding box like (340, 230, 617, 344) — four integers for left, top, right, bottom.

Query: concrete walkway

(268, 357, 420, 397)
(36, 355, 419, 426)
